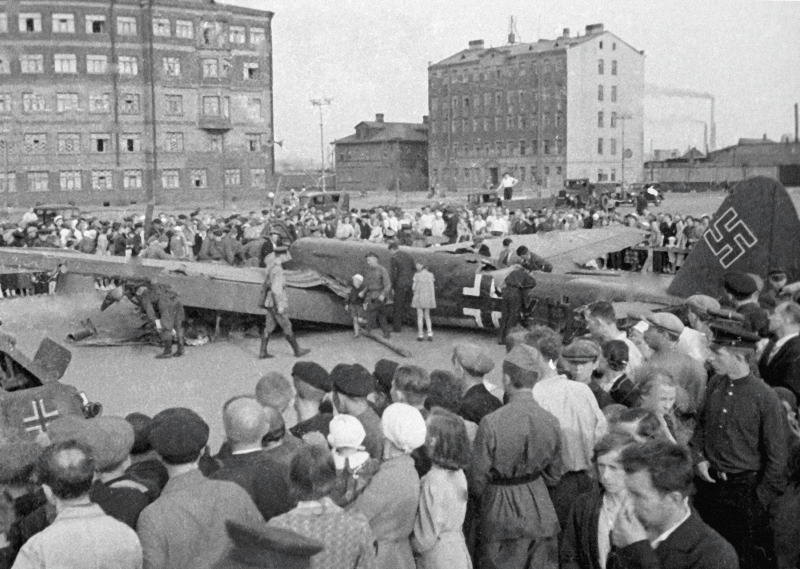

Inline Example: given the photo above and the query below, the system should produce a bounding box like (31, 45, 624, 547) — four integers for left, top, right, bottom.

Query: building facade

(333, 113, 428, 194)
(0, 0, 274, 206)
(427, 23, 644, 196)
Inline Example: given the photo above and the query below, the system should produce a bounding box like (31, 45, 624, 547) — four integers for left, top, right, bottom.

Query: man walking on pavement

(258, 252, 310, 359)
(361, 252, 392, 339)
(388, 242, 415, 333)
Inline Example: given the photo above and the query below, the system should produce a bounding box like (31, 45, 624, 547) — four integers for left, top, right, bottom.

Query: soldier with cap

(724, 271, 770, 337)
(137, 407, 263, 569)
(213, 521, 324, 569)
(759, 301, 800, 400)
(289, 362, 334, 440)
(388, 241, 415, 333)
(101, 281, 185, 359)
(258, 251, 310, 359)
(361, 252, 392, 339)
(692, 322, 787, 569)
(562, 338, 614, 409)
(497, 267, 537, 345)
(453, 343, 502, 425)
(641, 312, 708, 417)
(331, 364, 383, 460)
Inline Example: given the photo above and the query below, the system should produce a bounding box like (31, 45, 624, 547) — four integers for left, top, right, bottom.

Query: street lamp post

(310, 98, 332, 192)
(619, 113, 633, 188)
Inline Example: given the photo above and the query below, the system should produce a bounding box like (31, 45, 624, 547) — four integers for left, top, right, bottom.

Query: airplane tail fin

(667, 177, 800, 298)
(31, 338, 72, 382)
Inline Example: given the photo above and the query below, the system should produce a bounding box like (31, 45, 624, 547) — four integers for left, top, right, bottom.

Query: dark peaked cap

(331, 364, 375, 397)
(149, 407, 209, 463)
(291, 361, 331, 392)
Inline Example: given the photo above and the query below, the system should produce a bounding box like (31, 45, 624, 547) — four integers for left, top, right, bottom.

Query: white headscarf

(381, 403, 426, 453)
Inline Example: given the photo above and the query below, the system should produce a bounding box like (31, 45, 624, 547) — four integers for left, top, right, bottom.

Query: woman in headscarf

(351, 403, 425, 569)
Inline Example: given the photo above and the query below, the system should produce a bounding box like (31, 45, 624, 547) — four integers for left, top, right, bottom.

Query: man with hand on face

(611, 440, 738, 569)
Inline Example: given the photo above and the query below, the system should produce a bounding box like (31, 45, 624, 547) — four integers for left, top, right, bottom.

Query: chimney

(585, 23, 604, 35)
(508, 32, 516, 44)
(468, 39, 484, 50)
(795, 103, 798, 143)
(562, 28, 570, 37)
(422, 115, 429, 125)
(375, 113, 384, 123)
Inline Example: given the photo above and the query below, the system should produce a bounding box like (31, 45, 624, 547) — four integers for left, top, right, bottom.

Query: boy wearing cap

(723, 271, 770, 337)
(562, 338, 614, 409)
(289, 362, 334, 440)
(584, 301, 644, 377)
(692, 322, 787, 569)
(453, 343, 502, 424)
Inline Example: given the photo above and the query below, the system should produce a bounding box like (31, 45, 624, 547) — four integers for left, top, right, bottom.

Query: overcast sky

(229, 0, 800, 166)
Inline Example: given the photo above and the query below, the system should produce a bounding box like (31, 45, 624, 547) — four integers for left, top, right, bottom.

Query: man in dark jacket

(498, 268, 537, 345)
(610, 439, 738, 569)
(759, 301, 800, 400)
(388, 242, 415, 332)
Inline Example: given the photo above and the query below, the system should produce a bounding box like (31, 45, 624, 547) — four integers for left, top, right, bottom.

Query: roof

(430, 29, 640, 68)
(333, 122, 428, 145)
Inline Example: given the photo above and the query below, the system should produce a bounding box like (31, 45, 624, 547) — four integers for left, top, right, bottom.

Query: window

(598, 111, 604, 128)
(22, 93, 46, 113)
(519, 168, 526, 182)
(164, 132, 183, 152)
(611, 168, 616, 181)
(599, 41, 603, 50)
(19, 14, 41, 33)
(250, 27, 266, 45)
(92, 171, 112, 190)
(153, 18, 170, 36)
(165, 94, 183, 115)
(58, 133, 80, 153)
(611, 86, 617, 103)
(598, 138, 604, 155)
(252, 168, 267, 187)
(519, 140, 526, 156)
(24, 134, 47, 153)
(20, 55, 44, 74)
(122, 133, 140, 152)
(0, 14, 6, 33)
(246, 134, 261, 152)
(247, 98, 261, 119)
(543, 140, 551, 155)
(598, 59, 604, 75)
(162, 169, 180, 188)
(201, 21, 222, 46)
(557, 166, 563, 176)
(0, 173, 16, 193)
(175, 20, 193, 39)
(225, 169, 241, 187)
(60, 171, 81, 191)
(544, 166, 550, 176)
(203, 96, 220, 116)
(123, 170, 142, 189)
(91, 134, 111, 153)
(56, 93, 79, 113)
(0, 57, 9, 74)
(87, 55, 108, 74)
(243, 62, 259, 80)
(120, 93, 140, 114)
(190, 170, 207, 188)
(610, 138, 617, 155)
(612, 42, 617, 50)
(598, 169, 606, 182)
(610, 112, 617, 128)
(202, 58, 218, 78)
(118, 56, 138, 76)
(89, 93, 111, 113)
(555, 136, 563, 155)
(117, 16, 136, 35)
(162, 57, 180, 76)
(611, 60, 617, 76)
(208, 134, 222, 151)
(598, 85, 604, 102)
(52, 14, 75, 33)
(531, 139, 538, 155)
(54, 54, 77, 74)
(229, 25, 245, 44)
(28, 172, 49, 192)
(86, 15, 106, 34)
(0, 94, 11, 113)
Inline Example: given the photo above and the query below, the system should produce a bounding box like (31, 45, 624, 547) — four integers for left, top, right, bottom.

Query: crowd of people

(3, 265, 800, 569)
(0, 198, 709, 276)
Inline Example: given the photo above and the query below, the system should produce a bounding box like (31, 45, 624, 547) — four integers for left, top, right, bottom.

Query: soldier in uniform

(258, 252, 310, 359)
(102, 281, 185, 359)
(360, 252, 392, 339)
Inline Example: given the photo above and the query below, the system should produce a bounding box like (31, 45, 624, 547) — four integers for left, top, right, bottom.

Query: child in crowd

(344, 274, 365, 337)
(327, 414, 379, 505)
(412, 262, 436, 341)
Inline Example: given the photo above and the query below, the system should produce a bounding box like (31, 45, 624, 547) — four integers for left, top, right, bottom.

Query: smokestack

(709, 97, 716, 151)
(375, 113, 384, 123)
(795, 103, 798, 143)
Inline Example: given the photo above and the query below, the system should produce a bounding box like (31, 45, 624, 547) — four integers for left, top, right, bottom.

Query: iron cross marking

(703, 207, 758, 269)
(22, 399, 60, 434)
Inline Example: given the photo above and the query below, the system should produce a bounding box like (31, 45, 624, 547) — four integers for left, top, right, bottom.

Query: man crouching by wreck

(102, 281, 185, 359)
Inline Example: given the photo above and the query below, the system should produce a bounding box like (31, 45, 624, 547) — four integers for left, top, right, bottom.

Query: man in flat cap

(213, 521, 323, 569)
(289, 362, 334, 440)
(562, 338, 615, 409)
(211, 398, 295, 522)
(759, 301, 800, 400)
(14, 440, 143, 569)
(453, 343, 502, 425)
(361, 252, 392, 339)
(723, 271, 770, 337)
(584, 301, 643, 377)
(692, 322, 787, 569)
(258, 251, 310, 359)
(760, 268, 790, 310)
(332, 364, 383, 460)
(137, 407, 263, 569)
(470, 344, 563, 569)
(641, 312, 708, 417)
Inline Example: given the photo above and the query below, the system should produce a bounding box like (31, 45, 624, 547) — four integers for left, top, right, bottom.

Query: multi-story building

(333, 113, 428, 194)
(427, 23, 644, 195)
(0, 0, 273, 206)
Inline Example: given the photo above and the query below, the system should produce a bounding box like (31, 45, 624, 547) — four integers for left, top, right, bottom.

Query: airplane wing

(667, 177, 800, 298)
(436, 226, 646, 271)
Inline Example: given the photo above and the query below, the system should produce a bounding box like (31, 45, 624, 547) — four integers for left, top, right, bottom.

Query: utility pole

(141, 0, 158, 235)
(310, 98, 332, 192)
(619, 113, 632, 189)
